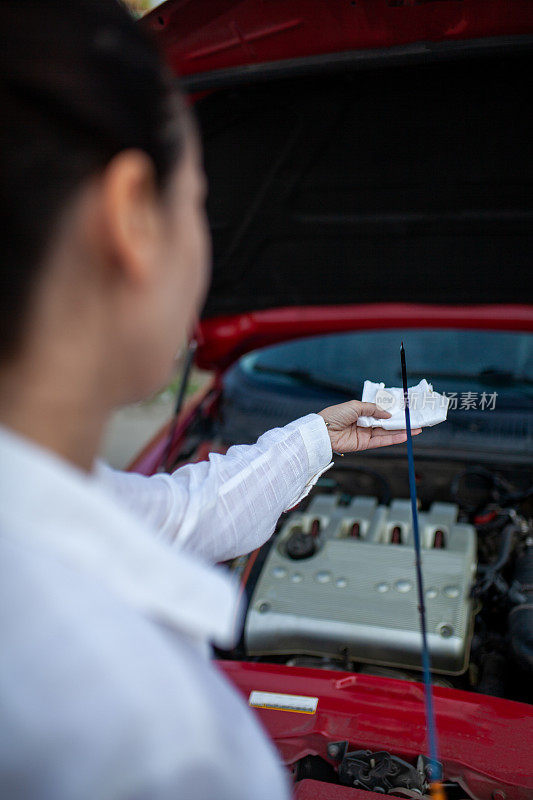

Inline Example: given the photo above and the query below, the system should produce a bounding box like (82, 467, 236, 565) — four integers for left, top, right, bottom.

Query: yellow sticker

(248, 690, 318, 714)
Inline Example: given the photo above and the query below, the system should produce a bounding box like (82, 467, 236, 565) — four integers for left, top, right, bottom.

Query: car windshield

(220, 329, 533, 457)
(242, 329, 532, 398)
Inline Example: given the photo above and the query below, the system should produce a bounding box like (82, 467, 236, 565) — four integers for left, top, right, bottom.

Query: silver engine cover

(245, 495, 477, 674)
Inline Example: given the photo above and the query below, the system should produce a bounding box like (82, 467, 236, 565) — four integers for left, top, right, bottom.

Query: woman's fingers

(369, 427, 422, 438)
(319, 400, 392, 431)
(366, 431, 407, 449)
(365, 427, 422, 450)
(319, 400, 423, 453)
(357, 401, 392, 419)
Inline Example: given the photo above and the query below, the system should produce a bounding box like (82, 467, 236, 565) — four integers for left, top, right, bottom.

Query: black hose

(450, 466, 531, 515)
(509, 543, 533, 675)
(477, 523, 517, 576)
(450, 467, 502, 514)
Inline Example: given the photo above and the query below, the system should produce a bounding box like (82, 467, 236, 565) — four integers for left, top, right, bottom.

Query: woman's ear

(96, 149, 162, 286)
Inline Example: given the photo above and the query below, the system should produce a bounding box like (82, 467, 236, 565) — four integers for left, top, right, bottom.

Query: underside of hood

(194, 50, 532, 318)
(146, 0, 532, 83)
(144, 2, 533, 346)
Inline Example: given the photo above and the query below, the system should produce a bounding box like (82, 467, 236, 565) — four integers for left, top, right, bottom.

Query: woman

(0, 2, 420, 798)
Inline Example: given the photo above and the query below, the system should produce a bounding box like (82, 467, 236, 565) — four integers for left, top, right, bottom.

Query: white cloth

(0, 415, 332, 800)
(357, 379, 449, 430)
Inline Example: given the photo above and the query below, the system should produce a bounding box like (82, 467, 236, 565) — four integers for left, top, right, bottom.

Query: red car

(134, 2, 533, 798)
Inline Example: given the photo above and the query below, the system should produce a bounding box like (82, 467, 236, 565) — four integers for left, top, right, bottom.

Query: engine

(222, 458, 533, 709)
(245, 494, 477, 675)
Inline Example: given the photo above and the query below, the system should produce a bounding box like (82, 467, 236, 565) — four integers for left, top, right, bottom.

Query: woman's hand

(318, 400, 422, 453)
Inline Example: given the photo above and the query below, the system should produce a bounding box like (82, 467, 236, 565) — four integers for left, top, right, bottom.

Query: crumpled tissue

(357, 379, 449, 430)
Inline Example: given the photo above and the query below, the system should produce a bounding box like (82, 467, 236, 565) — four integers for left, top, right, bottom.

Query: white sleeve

(96, 414, 333, 563)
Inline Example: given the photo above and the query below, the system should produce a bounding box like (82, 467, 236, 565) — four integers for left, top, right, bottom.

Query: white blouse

(0, 414, 332, 800)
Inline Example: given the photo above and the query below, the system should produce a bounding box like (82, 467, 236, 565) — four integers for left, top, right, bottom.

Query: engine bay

(225, 455, 533, 704)
(215, 455, 533, 796)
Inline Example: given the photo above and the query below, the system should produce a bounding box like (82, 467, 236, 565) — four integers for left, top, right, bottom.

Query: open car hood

(145, 1, 533, 369)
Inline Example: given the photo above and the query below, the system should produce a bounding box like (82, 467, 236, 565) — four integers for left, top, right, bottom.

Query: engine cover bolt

(438, 623, 454, 638)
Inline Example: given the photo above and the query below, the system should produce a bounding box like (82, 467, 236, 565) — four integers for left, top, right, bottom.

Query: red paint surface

(294, 780, 385, 800)
(145, 0, 533, 79)
(218, 661, 533, 799)
(196, 303, 533, 370)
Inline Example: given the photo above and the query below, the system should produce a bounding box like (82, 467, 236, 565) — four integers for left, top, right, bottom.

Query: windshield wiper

(405, 368, 533, 388)
(252, 363, 533, 401)
(252, 364, 359, 397)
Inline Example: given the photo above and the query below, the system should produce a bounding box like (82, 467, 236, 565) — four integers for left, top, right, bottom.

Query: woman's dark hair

(0, 0, 188, 359)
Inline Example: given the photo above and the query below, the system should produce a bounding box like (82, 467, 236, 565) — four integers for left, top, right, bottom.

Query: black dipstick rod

(400, 342, 445, 800)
